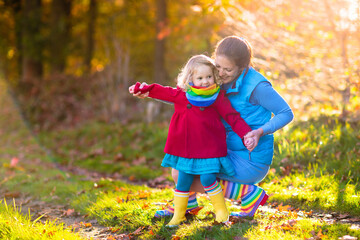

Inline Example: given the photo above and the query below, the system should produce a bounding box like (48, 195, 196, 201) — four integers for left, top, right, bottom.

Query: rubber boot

(166, 195, 189, 227)
(208, 190, 229, 223)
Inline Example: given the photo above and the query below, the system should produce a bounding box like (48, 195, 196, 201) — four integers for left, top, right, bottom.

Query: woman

(137, 36, 294, 218)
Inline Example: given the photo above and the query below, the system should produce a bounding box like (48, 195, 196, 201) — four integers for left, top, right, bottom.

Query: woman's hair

(213, 36, 254, 70)
(177, 54, 221, 90)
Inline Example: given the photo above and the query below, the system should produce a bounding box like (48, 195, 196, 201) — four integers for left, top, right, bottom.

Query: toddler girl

(129, 55, 254, 226)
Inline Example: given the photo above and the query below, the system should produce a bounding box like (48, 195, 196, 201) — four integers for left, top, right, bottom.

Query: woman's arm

(249, 81, 294, 136)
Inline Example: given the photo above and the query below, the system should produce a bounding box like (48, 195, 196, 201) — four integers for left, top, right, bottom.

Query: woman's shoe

(230, 188, 268, 217)
(154, 205, 203, 218)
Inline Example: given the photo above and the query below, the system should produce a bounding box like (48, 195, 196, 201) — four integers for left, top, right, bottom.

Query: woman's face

(215, 55, 241, 84)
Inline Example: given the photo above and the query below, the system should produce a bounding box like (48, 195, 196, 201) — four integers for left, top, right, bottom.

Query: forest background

(1, 0, 359, 128)
(1, 0, 360, 239)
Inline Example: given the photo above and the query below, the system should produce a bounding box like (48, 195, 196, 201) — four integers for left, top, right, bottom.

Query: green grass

(37, 121, 167, 180)
(0, 200, 83, 240)
(1, 83, 360, 239)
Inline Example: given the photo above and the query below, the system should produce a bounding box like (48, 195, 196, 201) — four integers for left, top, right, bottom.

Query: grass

(1, 81, 360, 239)
(0, 200, 83, 240)
(37, 121, 167, 180)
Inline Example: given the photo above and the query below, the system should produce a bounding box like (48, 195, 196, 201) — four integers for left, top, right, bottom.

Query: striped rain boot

(219, 180, 268, 217)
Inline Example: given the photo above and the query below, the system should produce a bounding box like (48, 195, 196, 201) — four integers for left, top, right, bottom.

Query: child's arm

(214, 91, 252, 140)
(129, 82, 149, 98)
(129, 82, 181, 103)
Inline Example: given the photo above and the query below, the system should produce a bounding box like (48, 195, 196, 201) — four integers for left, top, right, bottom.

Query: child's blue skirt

(161, 154, 235, 176)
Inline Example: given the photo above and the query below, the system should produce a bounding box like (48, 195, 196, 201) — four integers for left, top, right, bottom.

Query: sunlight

(344, 0, 359, 21)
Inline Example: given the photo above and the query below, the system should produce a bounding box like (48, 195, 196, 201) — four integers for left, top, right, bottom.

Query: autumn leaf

(142, 203, 149, 209)
(133, 156, 146, 165)
(277, 203, 292, 212)
(114, 153, 123, 161)
(172, 235, 181, 240)
(132, 226, 144, 235)
(149, 230, 155, 235)
(63, 209, 75, 216)
(80, 222, 92, 228)
(138, 191, 151, 199)
(10, 157, 19, 167)
(4, 192, 21, 198)
(188, 206, 204, 215)
(317, 229, 327, 239)
(116, 196, 123, 203)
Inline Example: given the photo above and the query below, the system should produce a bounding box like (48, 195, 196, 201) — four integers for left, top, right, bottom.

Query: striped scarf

(186, 84, 220, 107)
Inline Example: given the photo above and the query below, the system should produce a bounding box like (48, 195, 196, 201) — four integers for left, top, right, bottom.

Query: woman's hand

(128, 82, 149, 98)
(244, 128, 263, 152)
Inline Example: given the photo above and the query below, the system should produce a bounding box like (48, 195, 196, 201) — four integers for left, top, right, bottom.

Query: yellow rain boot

(208, 189, 229, 223)
(166, 194, 189, 227)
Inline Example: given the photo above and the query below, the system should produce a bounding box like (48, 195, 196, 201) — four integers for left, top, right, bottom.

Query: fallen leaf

(317, 229, 327, 239)
(10, 157, 19, 167)
(149, 230, 155, 235)
(4, 192, 21, 198)
(188, 206, 204, 215)
(64, 209, 75, 216)
(132, 226, 144, 235)
(172, 235, 180, 240)
(138, 191, 151, 199)
(277, 203, 292, 212)
(133, 156, 146, 165)
(80, 222, 92, 228)
(114, 153, 124, 161)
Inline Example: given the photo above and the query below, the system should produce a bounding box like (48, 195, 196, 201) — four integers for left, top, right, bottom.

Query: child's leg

(201, 173, 229, 223)
(167, 171, 194, 227)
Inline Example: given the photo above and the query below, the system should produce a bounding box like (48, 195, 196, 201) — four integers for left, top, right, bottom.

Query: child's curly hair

(177, 54, 221, 90)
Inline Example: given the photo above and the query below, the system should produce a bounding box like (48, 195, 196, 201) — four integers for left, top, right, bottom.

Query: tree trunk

(340, 31, 350, 118)
(3, 0, 22, 83)
(21, 0, 43, 93)
(148, 0, 167, 123)
(153, 0, 167, 84)
(49, 0, 72, 74)
(84, 0, 97, 74)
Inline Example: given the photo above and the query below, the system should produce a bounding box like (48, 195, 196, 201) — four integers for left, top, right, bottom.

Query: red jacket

(136, 83, 252, 158)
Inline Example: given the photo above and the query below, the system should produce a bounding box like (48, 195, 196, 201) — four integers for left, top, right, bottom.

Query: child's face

(191, 65, 215, 87)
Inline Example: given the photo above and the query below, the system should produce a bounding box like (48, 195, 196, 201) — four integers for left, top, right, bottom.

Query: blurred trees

(218, 0, 360, 120)
(0, 0, 359, 127)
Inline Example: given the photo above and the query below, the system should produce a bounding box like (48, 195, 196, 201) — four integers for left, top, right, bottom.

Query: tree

(84, 0, 97, 74)
(49, 0, 72, 74)
(154, 0, 167, 84)
(21, 0, 43, 93)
